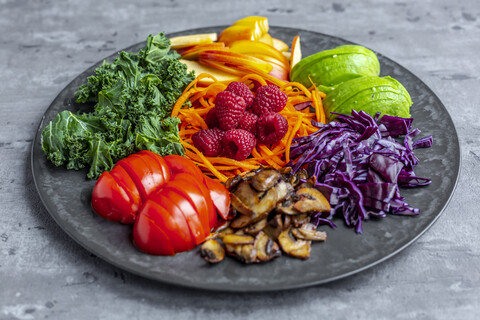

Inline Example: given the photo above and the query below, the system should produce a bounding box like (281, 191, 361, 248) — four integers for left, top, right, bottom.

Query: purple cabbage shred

(289, 110, 433, 233)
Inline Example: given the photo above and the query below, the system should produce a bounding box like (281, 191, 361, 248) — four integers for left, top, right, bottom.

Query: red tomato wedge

(133, 207, 175, 255)
(137, 150, 172, 183)
(204, 177, 231, 220)
(162, 180, 211, 238)
(159, 187, 206, 244)
(173, 173, 217, 230)
(109, 165, 142, 212)
(140, 197, 195, 253)
(117, 154, 167, 200)
(163, 155, 205, 182)
(91, 172, 137, 224)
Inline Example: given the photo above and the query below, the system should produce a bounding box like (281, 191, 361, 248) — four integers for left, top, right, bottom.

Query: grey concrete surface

(0, 0, 479, 319)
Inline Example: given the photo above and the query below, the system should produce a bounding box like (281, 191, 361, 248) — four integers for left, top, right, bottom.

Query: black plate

(31, 26, 460, 292)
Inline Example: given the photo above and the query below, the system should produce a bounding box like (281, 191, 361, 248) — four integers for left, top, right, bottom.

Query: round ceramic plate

(32, 26, 460, 292)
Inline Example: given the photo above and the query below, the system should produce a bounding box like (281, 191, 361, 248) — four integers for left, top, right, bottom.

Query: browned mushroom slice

(254, 231, 281, 262)
(226, 174, 242, 190)
(250, 187, 277, 221)
(222, 234, 255, 245)
(263, 214, 283, 240)
(279, 166, 292, 175)
(293, 188, 331, 213)
(292, 213, 310, 228)
(225, 244, 258, 264)
(278, 228, 311, 259)
(276, 199, 300, 215)
(292, 223, 327, 241)
(243, 217, 267, 235)
(230, 214, 254, 229)
(251, 168, 281, 191)
(289, 169, 308, 187)
(200, 239, 225, 264)
(230, 194, 254, 216)
(275, 180, 294, 203)
(233, 182, 260, 207)
(283, 215, 292, 229)
(216, 227, 235, 239)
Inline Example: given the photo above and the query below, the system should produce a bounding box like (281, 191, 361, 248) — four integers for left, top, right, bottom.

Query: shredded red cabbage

(289, 110, 432, 233)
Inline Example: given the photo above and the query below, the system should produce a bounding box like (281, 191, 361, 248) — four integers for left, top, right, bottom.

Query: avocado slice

(323, 76, 412, 121)
(290, 45, 380, 88)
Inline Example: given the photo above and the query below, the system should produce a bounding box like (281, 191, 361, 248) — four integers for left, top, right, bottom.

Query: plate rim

(31, 25, 461, 292)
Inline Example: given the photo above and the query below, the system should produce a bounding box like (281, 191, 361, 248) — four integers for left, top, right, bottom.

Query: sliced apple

(258, 33, 274, 46)
(248, 53, 290, 71)
(269, 64, 290, 82)
(229, 40, 290, 67)
(218, 25, 257, 45)
(272, 38, 290, 52)
(198, 50, 273, 74)
(180, 43, 228, 60)
(180, 59, 240, 85)
(283, 51, 291, 61)
(200, 59, 246, 77)
(170, 33, 217, 50)
(290, 35, 302, 69)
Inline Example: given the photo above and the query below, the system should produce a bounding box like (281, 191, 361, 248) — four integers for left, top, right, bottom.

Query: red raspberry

(192, 128, 225, 157)
(226, 81, 254, 108)
(215, 91, 246, 131)
(252, 84, 287, 116)
(237, 112, 258, 135)
(222, 129, 256, 161)
(256, 113, 288, 145)
(205, 108, 219, 128)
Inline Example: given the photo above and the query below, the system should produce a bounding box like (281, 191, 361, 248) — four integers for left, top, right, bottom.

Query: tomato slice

(91, 172, 136, 224)
(204, 177, 231, 220)
(117, 154, 167, 200)
(173, 173, 217, 230)
(162, 180, 210, 238)
(163, 155, 205, 182)
(109, 165, 141, 213)
(133, 204, 175, 255)
(137, 150, 172, 183)
(147, 193, 196, 253)
(160, 187, 206, 245)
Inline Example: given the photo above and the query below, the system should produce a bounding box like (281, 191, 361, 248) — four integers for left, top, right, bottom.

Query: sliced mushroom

(243, 218, 267, 235)
(216, 227, 234, 239)
(222, 234, 255, 245)
(292, 213, 310, 228)
(276, 199, 300, 215)
(254, 231, 281, 262)
(278, 228, 311, 259)
(200, 239, 225, 264)
(279, 166, 292, 175)
(230, 194, 254, 216)
(230, 214, 254, 229)
(226, 174, 242, 190)
(275, 180, 294, 203)
(283, 215, 292, 229)
(294, 188, 331, 213)
(225, 243, 257, 264)
(289, 169, 308, 187)
(292, 223, 327, 241)
(233, 182, 259, 208)
(251, 168, 281, 191)
(250, 187, 277, 221)
(263, 214, 283, 240)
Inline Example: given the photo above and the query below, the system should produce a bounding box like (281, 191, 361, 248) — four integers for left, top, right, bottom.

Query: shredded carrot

(172, 73, 326, 181)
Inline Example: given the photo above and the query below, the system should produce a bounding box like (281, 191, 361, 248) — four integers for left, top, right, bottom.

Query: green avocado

(290, 45, 380, 88)
(323, 76, 412, 121)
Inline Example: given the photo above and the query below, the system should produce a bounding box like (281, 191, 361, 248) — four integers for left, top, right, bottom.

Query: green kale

(41, 33, 194, 179)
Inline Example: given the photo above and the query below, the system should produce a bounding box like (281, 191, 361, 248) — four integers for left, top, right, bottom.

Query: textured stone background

(0, 0, 479, 319)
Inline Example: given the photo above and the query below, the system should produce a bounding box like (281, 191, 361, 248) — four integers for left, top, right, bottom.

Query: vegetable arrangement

(41, 16, 433, 265)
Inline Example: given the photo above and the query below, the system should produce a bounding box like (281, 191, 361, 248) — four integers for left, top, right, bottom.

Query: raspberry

(215, 91, 246, 131)
(192, 128, 225, 157)
(205, 108, 219, 128)
(222, 129, 256, 161)
(256, 113, 288, 145)
(226, 81, 254, 108)
(237, 112, 258, 135)
(251, 84, 287, 116)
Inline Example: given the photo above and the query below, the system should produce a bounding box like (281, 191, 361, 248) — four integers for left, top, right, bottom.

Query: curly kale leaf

(42, 33, 194, 178)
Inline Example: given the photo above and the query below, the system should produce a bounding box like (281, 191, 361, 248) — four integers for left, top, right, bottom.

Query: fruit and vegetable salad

(41, 16, 432, 265)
